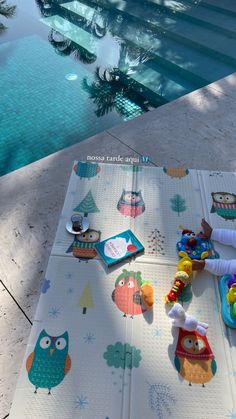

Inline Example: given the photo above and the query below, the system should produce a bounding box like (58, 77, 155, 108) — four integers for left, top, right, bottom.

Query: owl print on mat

(112, 270, 148, 318)
(174, 328, 217, 387)
(117, 190, 145, 218)
(211, 192, 236, 220)
(66, 229, 101, 261)
(26, 330, 71, 394)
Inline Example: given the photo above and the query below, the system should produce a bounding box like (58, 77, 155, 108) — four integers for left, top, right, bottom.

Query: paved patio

(0, 72, 236, 418)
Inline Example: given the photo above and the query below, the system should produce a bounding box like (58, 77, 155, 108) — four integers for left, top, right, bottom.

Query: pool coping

(0, 70, 236, 418)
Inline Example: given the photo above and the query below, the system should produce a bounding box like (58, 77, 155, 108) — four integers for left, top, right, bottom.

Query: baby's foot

(201, 219, 212, 239)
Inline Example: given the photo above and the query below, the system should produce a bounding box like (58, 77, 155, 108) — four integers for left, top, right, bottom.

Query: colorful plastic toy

(219, 274, 236, 328)
(168, 303, 208, 336)
(176, 256, 193, 302)
(177, 229, 219, 260)
(165, 271, 190, 305)
(177, 256, 193, 278)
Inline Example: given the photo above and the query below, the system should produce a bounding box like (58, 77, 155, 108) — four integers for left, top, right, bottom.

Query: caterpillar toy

(165, 271, 190, 305)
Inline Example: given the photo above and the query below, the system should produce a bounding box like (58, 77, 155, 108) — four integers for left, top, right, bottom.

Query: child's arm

(211, 229, 236, 248)
(193, 259, 236, 275)
(201, 219, 236, 247)
(205, 258, 236, 275)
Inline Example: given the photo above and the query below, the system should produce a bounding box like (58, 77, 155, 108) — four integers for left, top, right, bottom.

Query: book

(95, 229, 144, 266)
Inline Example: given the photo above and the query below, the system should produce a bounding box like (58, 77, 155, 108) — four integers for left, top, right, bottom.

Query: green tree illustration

(78, 283, 94, 314)
(73, 190, 100, 217)
(170, 194, 186, 216)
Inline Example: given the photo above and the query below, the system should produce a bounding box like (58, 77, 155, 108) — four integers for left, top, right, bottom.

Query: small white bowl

(66, 215, 90, 235)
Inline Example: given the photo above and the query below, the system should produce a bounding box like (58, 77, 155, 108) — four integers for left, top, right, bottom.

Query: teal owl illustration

(211, 192, 236, 221)
(73, 161, 101, 179)
(26, 329, 71, 394)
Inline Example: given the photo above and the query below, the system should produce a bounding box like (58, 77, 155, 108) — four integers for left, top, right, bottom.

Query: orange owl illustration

(174, 328, 217, 387)
(163, 167, 189, 179)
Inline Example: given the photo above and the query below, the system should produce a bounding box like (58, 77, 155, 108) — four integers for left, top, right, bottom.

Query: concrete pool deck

(1, 72, 236, 418)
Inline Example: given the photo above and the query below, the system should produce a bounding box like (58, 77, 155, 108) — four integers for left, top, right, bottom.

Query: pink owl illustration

(117, 190, 145, 218)
(112, 270, 147, 318)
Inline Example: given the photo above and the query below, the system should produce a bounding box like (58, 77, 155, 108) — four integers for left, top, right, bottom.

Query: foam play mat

(9, 163, 236, 419)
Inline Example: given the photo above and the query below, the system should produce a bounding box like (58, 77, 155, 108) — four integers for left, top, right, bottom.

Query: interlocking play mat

(9, 163, 236, 419)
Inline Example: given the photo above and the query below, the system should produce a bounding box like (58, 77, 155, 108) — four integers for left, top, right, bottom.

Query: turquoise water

(1, 0, 236, 175)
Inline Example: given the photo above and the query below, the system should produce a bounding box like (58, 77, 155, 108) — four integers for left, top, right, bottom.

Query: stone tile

(0, 132, 135, 417)
(108, 83, 236, 171)
(208, 72, 236, 98)
(0, 132, 137, 320)
(0, 285, 31, 417)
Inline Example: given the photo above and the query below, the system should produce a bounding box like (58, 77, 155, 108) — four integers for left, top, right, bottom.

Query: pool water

(1, 0, 236, 175)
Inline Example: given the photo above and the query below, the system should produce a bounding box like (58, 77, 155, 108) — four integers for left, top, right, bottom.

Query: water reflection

(35, 0, 158, 117)
(82, 66, 153, 118)
(48, 30, 97, 63)
(0, 0, 16, 34)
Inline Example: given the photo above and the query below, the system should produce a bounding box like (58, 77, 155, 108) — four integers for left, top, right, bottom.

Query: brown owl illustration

(211, 192, 236, 221)
(66, 229, 101, 261)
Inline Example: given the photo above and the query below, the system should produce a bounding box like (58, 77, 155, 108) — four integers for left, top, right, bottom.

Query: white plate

(65, 217, 90, 235)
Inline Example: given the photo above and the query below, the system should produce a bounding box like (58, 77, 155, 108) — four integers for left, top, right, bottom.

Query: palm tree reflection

(82, 67, 153, 118)
(48, 29, 97, 63)
(37, 0, 157, 117)
(35, 0, 56, 17)
(0, 0, 16, 34)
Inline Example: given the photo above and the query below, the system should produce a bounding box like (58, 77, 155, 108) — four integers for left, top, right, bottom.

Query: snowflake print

(75, 395, 88, 410)
(153, 329, 161, 337)
(195, 308, 202, 316)
(83, 333, 95, 344)
(67, 287, 74, 294)
(226, 409, 236, 419)
(48, 307, 61, 318)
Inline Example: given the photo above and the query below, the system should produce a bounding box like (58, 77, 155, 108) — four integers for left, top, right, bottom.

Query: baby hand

(192, 260, 205, 271)
(201, 219, 212, 239)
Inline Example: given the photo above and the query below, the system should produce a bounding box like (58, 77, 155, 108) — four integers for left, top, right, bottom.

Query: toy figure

(177, 256, 193, 278)
(168, 303, 208, 336)
(226, 273, 236, 321)
(165, 271, 190, 305)
(140, 282, 154, 310)
(218, 274, 236, 328)
(177, 229, 211, 260)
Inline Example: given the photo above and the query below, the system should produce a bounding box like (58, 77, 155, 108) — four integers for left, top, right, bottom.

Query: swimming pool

(1, 0, 236, 175)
